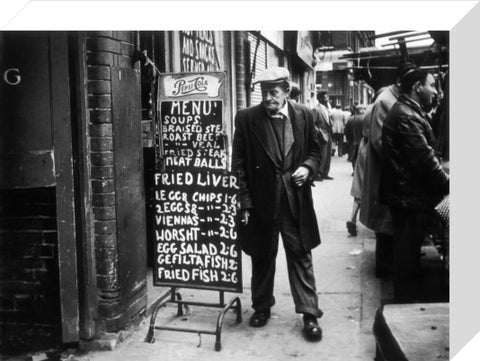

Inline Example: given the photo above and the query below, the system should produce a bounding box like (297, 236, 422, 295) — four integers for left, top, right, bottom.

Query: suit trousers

(250, 189, 322, 317)
(389, 206, 430, 301)
(319, 139, 332, 177)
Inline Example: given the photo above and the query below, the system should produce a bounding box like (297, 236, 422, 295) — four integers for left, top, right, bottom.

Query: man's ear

(414, 80, 422, 93)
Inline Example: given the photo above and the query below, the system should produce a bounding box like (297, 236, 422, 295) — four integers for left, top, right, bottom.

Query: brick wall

(86, 31, 144, 330)
(0, 188, 61, 351)
(0, 31, 143, 350)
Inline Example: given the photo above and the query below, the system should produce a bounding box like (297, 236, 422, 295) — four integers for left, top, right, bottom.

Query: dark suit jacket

(232, 101, 322, 256)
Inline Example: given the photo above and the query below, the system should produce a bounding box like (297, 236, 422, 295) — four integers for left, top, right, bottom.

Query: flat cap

(252, 67, 290, 85)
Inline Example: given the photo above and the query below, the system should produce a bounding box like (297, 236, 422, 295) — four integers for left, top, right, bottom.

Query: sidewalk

(7, 156, 392, 361)
(71, 156, 389, 361)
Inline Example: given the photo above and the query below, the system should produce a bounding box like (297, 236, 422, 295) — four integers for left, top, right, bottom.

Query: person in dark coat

(359, 62, 418, 277)
(344, 104, 366, 172)
(312, 91, 333, 180)
(232, 67, 323, 341)
(380, 68, 449, 301)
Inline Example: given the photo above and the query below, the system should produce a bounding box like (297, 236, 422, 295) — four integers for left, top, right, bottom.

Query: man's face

(417, 74, 438, 108)
(320, 94, 329, 106)
(261, 84, 288, 114)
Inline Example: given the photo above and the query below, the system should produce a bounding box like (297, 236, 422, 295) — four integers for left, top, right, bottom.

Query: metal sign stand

(148, 72, 242, 351)
(145, 287, 242, 351)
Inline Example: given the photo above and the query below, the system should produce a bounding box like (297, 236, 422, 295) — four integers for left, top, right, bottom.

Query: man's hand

(241, 209, 250, 225)
(292, 166, 310, 187)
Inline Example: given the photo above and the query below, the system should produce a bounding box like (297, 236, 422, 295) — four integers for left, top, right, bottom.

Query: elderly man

(380, 68, 449, 301)
(232, 67, 323, 341)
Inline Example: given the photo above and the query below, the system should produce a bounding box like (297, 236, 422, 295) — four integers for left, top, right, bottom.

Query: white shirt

(278, 101, 290, 120)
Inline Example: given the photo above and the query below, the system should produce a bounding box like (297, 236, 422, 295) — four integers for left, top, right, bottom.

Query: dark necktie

(269, 113, 286, 153)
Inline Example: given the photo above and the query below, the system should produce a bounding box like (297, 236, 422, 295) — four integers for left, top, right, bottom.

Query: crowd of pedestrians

(311, 62, 449, 302)
(232, 63, 449, 343)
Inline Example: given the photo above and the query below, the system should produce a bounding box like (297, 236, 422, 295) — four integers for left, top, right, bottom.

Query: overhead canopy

(340, 31, 448, 91)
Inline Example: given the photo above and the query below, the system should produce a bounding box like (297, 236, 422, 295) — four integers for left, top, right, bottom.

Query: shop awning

(339, 31, 448, 91)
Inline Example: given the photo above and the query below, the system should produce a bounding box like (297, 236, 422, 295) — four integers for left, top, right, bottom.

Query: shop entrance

(0, 32, 79, 347)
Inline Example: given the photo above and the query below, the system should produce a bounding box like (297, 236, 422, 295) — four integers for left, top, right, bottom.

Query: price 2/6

(219, 242, 237, 257)
(219, 226, 237, 240)
(220, 270, 238, 283)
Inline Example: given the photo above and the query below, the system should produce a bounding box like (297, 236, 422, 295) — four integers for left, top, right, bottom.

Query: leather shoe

(303, 314, 322, 341)
(346, 221, 357, 236)
(249, 310, 270, 327)
(323, 175, 334, 180)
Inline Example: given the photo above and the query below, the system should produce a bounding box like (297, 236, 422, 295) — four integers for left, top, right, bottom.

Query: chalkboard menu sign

(154, 72, 241, 292)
